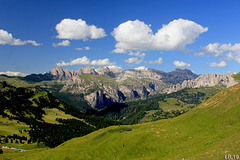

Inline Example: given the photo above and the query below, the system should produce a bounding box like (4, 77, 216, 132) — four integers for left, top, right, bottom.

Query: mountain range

(1, 66, 238, 110)
(23, 66, 237, 109)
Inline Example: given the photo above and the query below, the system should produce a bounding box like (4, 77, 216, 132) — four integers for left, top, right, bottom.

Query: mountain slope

(0, 81, 121, 149)
(3, 83, 240, 160)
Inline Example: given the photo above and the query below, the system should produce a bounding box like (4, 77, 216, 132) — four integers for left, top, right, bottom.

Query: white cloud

(112, 19, 207, 53)
(147, 57, 163, 64)
(173, 61, 191, 67)
(134, 66, 148, 70)
(209, 61, 227, 68)
(195, 43, 240, 63)
(52, 40, 70, 47)
(0, 71, 27, 77)
(90, 58, 113, 66)
(0, 29, 42, 46)
(124, 57, 142, 64)
(55, 18, 106, 40)
(128, 51, 145, 58)
(75, 46, 90, 50)
(57, 56, 90, 66)
(107, 65, 123, 70)
(85, 46, 90, 50)
(112, 48, 126, 53)
(56, 56, 117, 67)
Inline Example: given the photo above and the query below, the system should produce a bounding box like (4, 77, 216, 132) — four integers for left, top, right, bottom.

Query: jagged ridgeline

(0, 81, 121, 148)
(1, 79, 239, 160)
(0, 66, 237, 112)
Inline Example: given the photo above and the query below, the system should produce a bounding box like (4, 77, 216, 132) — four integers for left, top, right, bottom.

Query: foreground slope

(1, 84, 240, 160)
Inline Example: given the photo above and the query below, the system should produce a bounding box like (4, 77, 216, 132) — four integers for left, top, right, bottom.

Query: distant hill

(3, 83, 239, 160)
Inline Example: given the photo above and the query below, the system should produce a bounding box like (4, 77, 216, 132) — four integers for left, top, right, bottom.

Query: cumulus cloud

(209, 61, 227, 67)
(52, 40, 70, 47)
(90, 58, 113, 66)
(107, 65, 123, 70)
(75, 46, 90, 50)
(173, 61, 191, 67)
(112, 48, 126, 53)
(134, 66, 148, 70)
(56, 56, 118, 67)
(0, 71, 27, 77)
(128, 51, 145, 58)
(112, 19, 207, 53)
(55, 18, 106, 40)
(0, 29, 42, 46)
(195, 43, 240, 63)
(124, 57, 142, 64)
(57, 56, 90, 66)
(147, 57, 163, 64)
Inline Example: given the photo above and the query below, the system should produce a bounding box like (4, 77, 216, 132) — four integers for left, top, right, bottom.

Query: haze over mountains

(21, 66, 238, 110)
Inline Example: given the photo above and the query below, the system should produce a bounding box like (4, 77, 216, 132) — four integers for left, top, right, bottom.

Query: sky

(0, 0, 240, 76)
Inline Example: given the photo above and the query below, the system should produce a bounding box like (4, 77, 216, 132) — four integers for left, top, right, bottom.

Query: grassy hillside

(0, 75, 92, 111)
(233, 72, 240, 81)
(2, 83, 239, 159)
(0, 75, 64, 93)
(0, 81, 121, 150)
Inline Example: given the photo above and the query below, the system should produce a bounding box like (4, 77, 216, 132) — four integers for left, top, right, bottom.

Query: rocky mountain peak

(96, 66, 111, 75)
(83, 65, 99, 75)
(49, 66, 66, 80)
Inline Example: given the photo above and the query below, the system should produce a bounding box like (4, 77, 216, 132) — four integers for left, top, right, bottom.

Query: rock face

(55, 66, 200, 109)
(149, 68, 199, 84)
(49, 66, 73, 80)
(83, 65, 99, 75)
(96, 66, 111, 75)
(166, 72, 238, 93)
(41, 66, 238, 110)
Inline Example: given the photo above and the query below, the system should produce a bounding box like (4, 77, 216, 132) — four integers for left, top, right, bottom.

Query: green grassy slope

(233, 72, 240, 81)
(0, 115, 29, 136)
(0, 75, 64, 93)
(2, 83, 239, 160)
(0, 81, 121, 153)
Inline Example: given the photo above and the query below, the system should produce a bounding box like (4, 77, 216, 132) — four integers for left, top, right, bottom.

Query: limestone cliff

(166, 72, 238, 93)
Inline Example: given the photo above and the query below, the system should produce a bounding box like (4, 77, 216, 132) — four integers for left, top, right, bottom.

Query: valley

(0, 67, 239, 159)
(1, 78, 239, 160)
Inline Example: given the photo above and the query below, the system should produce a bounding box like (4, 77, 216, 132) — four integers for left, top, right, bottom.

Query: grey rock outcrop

(96, 66, 111, 75)
(49, 66, 73, 80)
(84, 90, 105, 109)
(83, 65, 99, 75)
(149, 68, 198, 84)
(166, 72, 238, 93)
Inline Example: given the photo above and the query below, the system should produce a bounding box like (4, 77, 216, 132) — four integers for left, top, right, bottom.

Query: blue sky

(0, 0, 240, 76)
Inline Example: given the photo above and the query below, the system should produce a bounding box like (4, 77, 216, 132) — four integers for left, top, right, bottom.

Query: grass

(0, 115, 29, 137)
(158, 98, 193, 111)
(119, 77, 166, 88)
(0, 75, 64, 93)
(1, 83, 239, 160)
(233, 72, 240, 81)
(185, 84, 226, 96)
(139, 98, 193, 123)
(0, 142, 48, 150)
(42, 108, 81, 124)
(79, 74, 117, 87)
